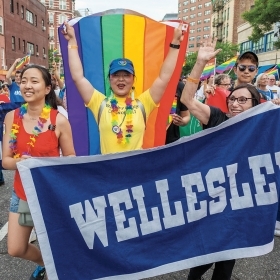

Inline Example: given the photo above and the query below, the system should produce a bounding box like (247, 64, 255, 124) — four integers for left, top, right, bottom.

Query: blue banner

(18, 102, 280, 280)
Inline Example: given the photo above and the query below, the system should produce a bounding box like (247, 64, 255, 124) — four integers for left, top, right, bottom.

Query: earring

(131, 86, 135, 100)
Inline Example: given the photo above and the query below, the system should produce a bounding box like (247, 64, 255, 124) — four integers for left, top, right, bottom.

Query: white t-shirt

(266, 85, 280, 99)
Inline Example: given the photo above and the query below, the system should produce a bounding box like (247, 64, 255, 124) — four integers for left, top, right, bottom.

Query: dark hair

(227, 83, 261, 108)
(20, 65, 58, 109)
(15, 70, 21, 75)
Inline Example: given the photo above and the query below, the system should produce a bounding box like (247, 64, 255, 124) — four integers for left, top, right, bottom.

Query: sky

(75, 0, 178, 21)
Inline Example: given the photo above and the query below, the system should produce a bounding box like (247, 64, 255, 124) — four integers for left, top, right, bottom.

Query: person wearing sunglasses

(180, 37, 266, 280)
(267, 74, 280, 99)
(233, 51, 259, 86)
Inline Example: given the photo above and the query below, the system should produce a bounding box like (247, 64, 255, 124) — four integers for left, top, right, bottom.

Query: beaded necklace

(110, 95, 133, 144)
(9, 103, 51, 158)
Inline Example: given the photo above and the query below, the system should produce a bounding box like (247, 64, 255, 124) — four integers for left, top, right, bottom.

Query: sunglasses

(237, 65, 257, 72)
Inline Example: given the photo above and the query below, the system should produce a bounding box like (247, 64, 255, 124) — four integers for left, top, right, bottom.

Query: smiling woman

(1, 65, 75, 280)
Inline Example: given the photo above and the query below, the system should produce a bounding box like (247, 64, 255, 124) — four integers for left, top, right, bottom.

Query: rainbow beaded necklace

(110, 95, 133, 145)
(9, 103, 51, 158)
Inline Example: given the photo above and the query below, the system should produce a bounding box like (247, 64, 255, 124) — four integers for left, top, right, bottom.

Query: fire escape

(212, 0, 225, 42)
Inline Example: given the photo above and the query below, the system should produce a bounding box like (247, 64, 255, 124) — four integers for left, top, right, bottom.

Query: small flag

(201, 58, 216, 80)
(265, 66, 278, 76)
(16, 52, 31, 70)
(53, 48, 59, 56)
(216, 56, 237, 73)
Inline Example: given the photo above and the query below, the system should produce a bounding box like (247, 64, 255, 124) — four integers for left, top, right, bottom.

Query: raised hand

(197, 36, 221, 63)
(61, 21, 76, 42)
(173, 22, 185, 44)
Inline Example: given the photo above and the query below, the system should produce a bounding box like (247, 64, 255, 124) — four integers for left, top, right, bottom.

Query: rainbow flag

(216, 56, 237, 73)
(59, 10, 189, 155)
(265, 66, 279, 76)
(201, 58, 215, 80)
(53, 48, 59, 56)
(15, 52, 30, 70)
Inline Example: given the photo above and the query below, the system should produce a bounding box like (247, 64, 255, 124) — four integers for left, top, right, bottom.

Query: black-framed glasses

(219, 83, 231, 87)
(237, 64, 257, 72)
(227, 96, 256, 104)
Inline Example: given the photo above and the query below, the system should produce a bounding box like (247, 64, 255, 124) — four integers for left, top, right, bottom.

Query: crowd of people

(1, 22, 280, 280)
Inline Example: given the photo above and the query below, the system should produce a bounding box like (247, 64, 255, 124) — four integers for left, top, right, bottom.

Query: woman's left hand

(173, 22, 185, 44)
(172, 114, 185, 126)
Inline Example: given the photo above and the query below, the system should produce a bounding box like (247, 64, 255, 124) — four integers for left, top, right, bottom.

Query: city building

(1, 0, 48, 79)
(162, 13, 178, 21)
(0, 0, 5, 80)
(178, 0, 212, 54)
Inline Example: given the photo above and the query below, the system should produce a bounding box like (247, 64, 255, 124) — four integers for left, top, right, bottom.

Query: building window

(205, 2, 211, 7)
(197, 28, 201, 32)
(16, 2, 19, 14)
(49, 0, 54, 8)
(10, 0, 14, 13)
(227, 8, 230, 20)
(203, 34, 209, 38)
(59, 0, 66, 10)
(197, 12, 202, 17)
(205, 10, 211, 15)
(190, 29, 195, 34)
(26, 10, 34, 24)
(190, 0, 196, 3)
(198, 4, 202, 9)
(27, 42, 34, 54)
(183, 16, 188, 20)
(12, 36, 15, 51)
(240, 41, 251, 53)
(59, 14, 68, 24)
(21, 6, 24, 19)
(183, 8, 188, 13)
(266, 32, 274, 52)
(49, 13, 54, 24)
(204, 26, 210, 31)
(43, 47, 46, 55)
(35, 15, 37, 26)
(190, 6, 196, 11)
(197, 36, 201, 41)
(190, 14, 195, 19)
(189, 44, 195, 48)
(197, 20, 202, 24)
(1, 48, 5, 67)
(183, 1, 189, 5)
(190, 21, 195, 26)
(189, 36, 195, 41)
(18, 38, 20, 50)
(40, 0, 45, 4)
(42, 19, 44, 27)
(23, 40, 26, 53)
(0, 17, 3, 34)
(204, 18, 210, 23)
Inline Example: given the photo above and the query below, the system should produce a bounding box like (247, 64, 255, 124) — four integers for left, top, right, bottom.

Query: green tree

(182, 41, 239, 77)
(48, 49, 60, 70)
(242, 0, 280, 49)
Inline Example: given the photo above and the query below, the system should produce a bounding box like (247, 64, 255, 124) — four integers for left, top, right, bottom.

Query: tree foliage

(242, 0, 280, 49)
(48, 49, 60, 70)
(182, 41, 239, 77)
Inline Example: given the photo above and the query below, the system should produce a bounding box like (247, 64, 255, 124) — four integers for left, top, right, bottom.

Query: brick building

(4, 0, 48, 73)
(178, 0, 212, 54)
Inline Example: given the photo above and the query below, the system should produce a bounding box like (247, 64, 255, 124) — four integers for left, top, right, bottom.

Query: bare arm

(6, 58, 21, 85)
(150, 23, 185, 104)
(61, 22, 94, 105)
(181, 37, 221, 125)
(56, 113, 76, 156)
(52, 62, 65, 89)
(2, 111, 24, 170)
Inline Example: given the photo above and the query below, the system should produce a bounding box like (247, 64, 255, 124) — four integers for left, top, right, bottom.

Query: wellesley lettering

(69, 152, 279, 249)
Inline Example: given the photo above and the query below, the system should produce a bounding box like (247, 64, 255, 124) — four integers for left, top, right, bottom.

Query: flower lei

(110, 96, 133, 144)
(9, 103, 51, 158)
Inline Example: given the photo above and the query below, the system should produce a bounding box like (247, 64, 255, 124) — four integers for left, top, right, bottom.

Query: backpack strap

(97, 98, 146, 126)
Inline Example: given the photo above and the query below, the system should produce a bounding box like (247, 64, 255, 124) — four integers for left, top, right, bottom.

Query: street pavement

(0, 169, 280, 280)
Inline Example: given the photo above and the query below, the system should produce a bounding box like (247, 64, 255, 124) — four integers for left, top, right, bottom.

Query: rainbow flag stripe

(216, 56, 237, 73)
(16, 53, 30, 70)
(265, 67, 278, 76)
(53, 48, 59, 56)
(59, 10, 188, 155)
(201, 58, 215, 79)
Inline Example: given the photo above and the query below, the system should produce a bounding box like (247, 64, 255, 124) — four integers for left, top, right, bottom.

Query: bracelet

(187, 76, 200, 84)
(68, 45, 78, 49)
(169, 43, 180, 49)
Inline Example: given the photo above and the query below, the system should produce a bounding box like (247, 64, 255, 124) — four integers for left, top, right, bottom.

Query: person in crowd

(233, 51, 259, 86)
(2, 82, 10, 98)
(165, 81, 190, 144)
(2, 65, 75, 280)
(62, 21, 185, 154)
(267, 74, 280, 99)
(182, 76, 187, 84)
(256, 73, 274, 100)
(51, 62, 66, 102)
(180, 36, 271, 280)
(195, 74, 215, 101)
(204, 74, 231, 113)
(6, 58, 25, 104)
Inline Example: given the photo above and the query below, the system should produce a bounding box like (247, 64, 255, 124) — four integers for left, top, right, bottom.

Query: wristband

(68, 45, 78, 49)
(169, 43, 180, 49)
(187, 76, 200, 84)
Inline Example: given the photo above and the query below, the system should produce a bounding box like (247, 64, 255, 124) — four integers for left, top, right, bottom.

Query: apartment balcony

(212, 0, 224, 12)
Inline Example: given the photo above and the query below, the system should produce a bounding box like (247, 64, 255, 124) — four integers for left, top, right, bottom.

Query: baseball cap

(109, 58, 135, 75)
(236, 51, 259, 67)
